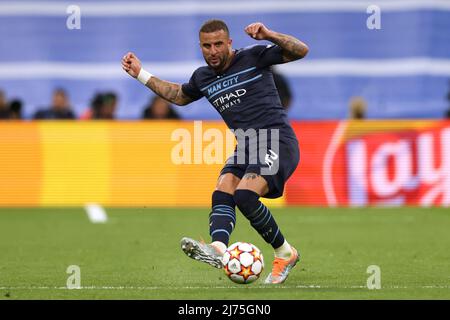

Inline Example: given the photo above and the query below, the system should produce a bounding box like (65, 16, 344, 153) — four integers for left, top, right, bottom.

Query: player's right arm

(121, 52, 193, 106)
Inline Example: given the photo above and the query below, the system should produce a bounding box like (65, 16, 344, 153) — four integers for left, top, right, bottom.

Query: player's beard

(206, 52, 229, 72)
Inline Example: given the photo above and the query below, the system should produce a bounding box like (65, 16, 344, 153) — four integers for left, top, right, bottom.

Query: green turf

(0, 207, 449, 299)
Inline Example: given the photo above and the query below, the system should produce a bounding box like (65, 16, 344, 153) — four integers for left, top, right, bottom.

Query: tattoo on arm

(243, 173, 260, 180)
(267, 32, 309, 62)
(147, 77, 193, 106)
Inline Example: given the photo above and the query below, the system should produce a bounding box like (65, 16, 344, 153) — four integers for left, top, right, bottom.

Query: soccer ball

(222, 242, 264, 284)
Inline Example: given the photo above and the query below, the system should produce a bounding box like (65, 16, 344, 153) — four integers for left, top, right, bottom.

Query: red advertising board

(286, 120, 450, 207)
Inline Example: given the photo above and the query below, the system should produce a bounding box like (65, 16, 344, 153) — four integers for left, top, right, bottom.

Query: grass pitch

(0, 207, 449, 299)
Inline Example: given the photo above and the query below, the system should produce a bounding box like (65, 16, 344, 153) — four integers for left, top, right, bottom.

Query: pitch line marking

(84, 203, 108, 224)
(1, 285, 449, 290)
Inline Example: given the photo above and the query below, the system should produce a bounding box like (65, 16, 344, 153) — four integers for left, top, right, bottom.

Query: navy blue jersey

(182, 44, 296, 137)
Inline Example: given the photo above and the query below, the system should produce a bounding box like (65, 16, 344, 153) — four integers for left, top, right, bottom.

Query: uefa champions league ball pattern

(222, 242, 264, 284)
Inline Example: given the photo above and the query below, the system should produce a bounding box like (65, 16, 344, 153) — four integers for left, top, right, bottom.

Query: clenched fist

(244, 22, 274, 41)
(121, 52, 142, 78)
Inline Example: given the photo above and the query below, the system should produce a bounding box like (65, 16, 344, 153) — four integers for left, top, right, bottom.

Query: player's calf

(233, 189, 285, 248)
(209, 190, 236, 246)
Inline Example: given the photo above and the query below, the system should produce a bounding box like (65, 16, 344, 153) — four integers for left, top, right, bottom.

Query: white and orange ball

(222, 242, 264, 284)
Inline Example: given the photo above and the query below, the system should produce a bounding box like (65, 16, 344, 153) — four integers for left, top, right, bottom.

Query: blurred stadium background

(0, 0, 449, 299)
(0, 0, 449, 207)
(1, 0, 449, 120)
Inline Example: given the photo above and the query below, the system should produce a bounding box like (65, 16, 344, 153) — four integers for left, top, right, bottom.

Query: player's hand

(245, 22, 273, 41)
(121, 52, 142, 78)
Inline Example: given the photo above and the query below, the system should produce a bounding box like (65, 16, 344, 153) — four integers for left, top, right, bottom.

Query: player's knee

(215, 173, 240, 194)
(233, 189, 260, 215)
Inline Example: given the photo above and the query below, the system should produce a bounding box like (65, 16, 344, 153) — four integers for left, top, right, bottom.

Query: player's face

(199, 30, 232, 71)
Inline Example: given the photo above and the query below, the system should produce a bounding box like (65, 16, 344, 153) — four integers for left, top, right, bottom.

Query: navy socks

(209, 190, 236, 245)
(233, 189, 285, 249)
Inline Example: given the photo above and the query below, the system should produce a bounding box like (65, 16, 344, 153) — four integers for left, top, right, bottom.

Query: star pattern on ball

(224, 264, 232, 276)
(230, 247, 241, 259)
(238, 266, 253, 280)
(223, 242, 264, 284)
(251, 248, 261, 260)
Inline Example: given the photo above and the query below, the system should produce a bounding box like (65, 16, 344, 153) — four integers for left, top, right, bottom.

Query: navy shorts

(220, 131, 300, 199)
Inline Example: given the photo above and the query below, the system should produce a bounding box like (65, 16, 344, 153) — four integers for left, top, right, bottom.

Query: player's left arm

(245, 22, 309, 62)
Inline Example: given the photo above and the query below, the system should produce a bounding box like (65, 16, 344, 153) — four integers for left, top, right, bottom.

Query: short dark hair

(199, 19, 229, 36)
